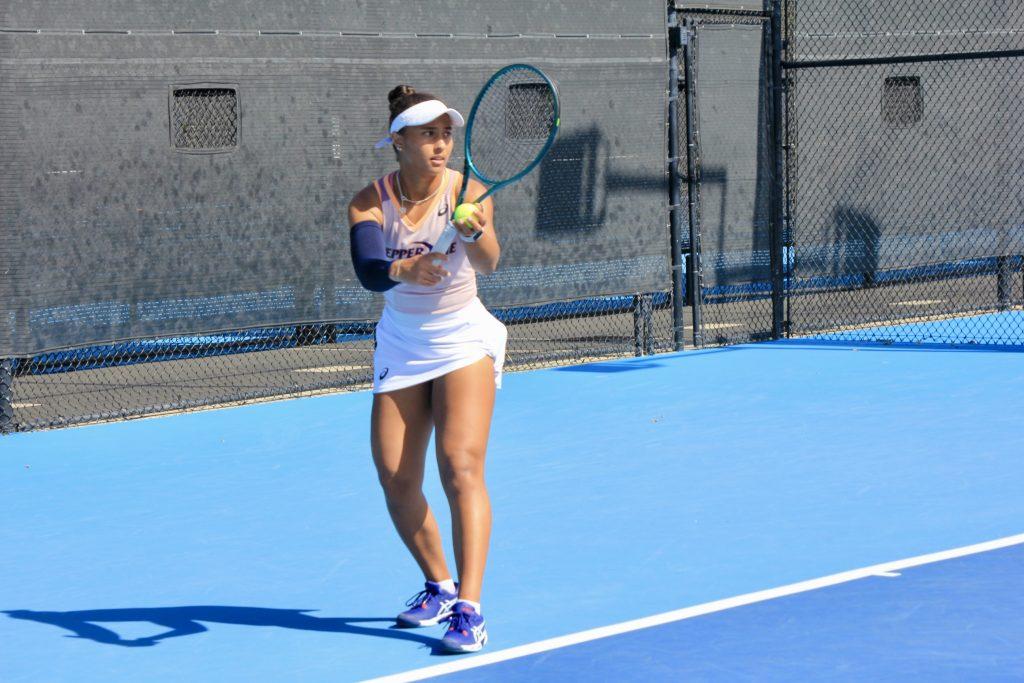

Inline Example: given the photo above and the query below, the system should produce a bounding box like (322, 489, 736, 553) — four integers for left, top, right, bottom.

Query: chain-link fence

(678, 7, 779, 347)
(782, 0, 1024, 345)
(5, 296, 679, 432)
(5, 0, 1024, 434)
(0, 2, 678, 434)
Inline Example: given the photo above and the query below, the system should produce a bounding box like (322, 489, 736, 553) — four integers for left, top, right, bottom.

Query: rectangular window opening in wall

(505, 83, 555, 140)
(882, 76, 923, 126)
(171, 86, 239, 152)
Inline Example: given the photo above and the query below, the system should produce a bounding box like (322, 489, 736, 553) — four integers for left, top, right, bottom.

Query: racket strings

(468, 67, 557, 184)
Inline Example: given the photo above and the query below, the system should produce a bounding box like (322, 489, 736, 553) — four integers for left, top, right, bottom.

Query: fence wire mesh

(783, 0, 1024, 345)
(6, 0, 1024, 433)
(171, 88, 239, 151)
(786, 0, 1024, 61)
(681, 10, 777, 346)
(0, 6, 675, 434)
(6, 296, 678, 432)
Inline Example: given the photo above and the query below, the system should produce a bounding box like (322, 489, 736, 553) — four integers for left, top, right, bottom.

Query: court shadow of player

(556, 359, 665, 373)
(3, 606, 454, 655)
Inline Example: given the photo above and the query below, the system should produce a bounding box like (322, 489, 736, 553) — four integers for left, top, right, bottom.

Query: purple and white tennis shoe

(396, 581, 459, 627)
(440, 601, 488, 653)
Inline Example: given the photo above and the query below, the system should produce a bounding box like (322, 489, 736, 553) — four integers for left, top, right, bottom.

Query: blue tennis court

(4, 1, 1023, 679)
(3, 334, 1023, 682)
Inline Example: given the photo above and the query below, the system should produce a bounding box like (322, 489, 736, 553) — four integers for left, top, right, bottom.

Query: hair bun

(388, 85, 416, 106)
(386, 85, 437, 126)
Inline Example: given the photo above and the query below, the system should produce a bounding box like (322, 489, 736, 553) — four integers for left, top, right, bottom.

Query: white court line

(364, 533, 1024, 683)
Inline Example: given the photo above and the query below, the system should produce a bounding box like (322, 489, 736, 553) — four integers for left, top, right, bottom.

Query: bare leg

(432, 357, 496, 603)
(371, 382, 452, 583)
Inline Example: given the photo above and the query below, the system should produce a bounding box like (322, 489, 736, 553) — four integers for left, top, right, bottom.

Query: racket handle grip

(431, 222, 458, 258)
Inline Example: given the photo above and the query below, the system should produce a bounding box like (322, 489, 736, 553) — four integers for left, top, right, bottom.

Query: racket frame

(433, 63, 560, 255)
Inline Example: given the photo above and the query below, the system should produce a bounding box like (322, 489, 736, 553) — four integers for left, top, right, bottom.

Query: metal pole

(997, 223, 1013, 310)
(0, 359, 14, 434)
(667, 3, 687, 351)
(996, 256, 1012, 309)
(632, 294, 644, 356)
(767, 0, 787, 339)
(642, 293, 654, 355)
(682, 18, 705, 348)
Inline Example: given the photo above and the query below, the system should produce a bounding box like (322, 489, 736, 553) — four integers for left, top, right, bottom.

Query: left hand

(453, 203, 487, 239)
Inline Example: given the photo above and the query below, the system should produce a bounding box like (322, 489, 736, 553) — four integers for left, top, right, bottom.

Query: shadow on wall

(831, 205, 882, 287)
(534, 126, 664, 240)
(680, 28, 774, 291)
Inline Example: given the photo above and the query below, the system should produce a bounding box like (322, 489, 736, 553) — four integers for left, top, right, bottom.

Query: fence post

(668, 3, 688, 351)
(633, 293, 655, 356)
(681, 17, 705, 348)
(633, 294, 644, 356)
(996, 223, 1016, 310)
(767, 0, 787, 339)
(996, 256, 1013, 309)
(644, 293, 654, 354)
(0, 359, 14, 434)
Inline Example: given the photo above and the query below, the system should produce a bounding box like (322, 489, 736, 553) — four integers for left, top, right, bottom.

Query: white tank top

(374, 169, 477, 315)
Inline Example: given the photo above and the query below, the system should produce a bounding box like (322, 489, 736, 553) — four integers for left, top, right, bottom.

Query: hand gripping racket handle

(432, 221, 459, 257)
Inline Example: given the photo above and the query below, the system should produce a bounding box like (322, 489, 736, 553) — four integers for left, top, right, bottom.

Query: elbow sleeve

(350, 221, 398, 292)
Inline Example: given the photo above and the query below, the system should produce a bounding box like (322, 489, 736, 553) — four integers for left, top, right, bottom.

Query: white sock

(437, 579, 457, 594)
(458, 599, 481, 614)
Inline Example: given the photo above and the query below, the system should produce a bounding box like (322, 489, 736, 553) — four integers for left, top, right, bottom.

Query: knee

(439, 452, 486, 497)
(377, 470, 423, 504)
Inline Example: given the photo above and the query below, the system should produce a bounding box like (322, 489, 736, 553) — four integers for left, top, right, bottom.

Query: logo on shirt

(385, 240, 457, 259)
(378, 368, 389, 381)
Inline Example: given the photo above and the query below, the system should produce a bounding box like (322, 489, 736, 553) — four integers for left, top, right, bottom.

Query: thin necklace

(396, 170, 444, 214)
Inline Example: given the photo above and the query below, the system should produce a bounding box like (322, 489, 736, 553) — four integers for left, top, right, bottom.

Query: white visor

(374, 99, 465, 149)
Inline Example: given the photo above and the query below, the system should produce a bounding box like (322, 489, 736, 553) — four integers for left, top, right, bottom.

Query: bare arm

(347, 183, 384, 227)
(347, 184, 449, 287)
(455, 176, 501, 276)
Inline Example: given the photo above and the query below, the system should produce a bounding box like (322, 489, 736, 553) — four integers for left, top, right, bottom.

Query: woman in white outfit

(347, 85, 506, 653)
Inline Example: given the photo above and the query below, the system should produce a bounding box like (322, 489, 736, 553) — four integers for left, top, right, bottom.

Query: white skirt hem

(372, 298, 507, 394)
(374, 352, 493, 395)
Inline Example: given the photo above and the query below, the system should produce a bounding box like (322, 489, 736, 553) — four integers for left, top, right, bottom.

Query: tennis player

(347, 85, 506, 653)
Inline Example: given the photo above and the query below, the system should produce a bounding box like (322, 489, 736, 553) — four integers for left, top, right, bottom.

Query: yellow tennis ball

(452, 203, 477, 225)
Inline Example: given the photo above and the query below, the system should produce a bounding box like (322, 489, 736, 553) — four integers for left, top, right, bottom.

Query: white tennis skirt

(373, 297, 508, 394)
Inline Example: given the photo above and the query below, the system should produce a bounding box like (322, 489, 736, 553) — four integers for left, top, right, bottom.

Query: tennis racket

(431, 63, 560, 256)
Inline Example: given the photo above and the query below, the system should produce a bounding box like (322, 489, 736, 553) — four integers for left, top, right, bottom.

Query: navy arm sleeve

(350, 220, 399, 292)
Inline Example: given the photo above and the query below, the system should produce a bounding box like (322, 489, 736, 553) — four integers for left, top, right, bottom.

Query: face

(392, 114, 454, 176)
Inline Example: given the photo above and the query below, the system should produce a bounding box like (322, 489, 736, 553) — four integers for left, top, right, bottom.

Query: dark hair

(388, 85, 439, 124)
